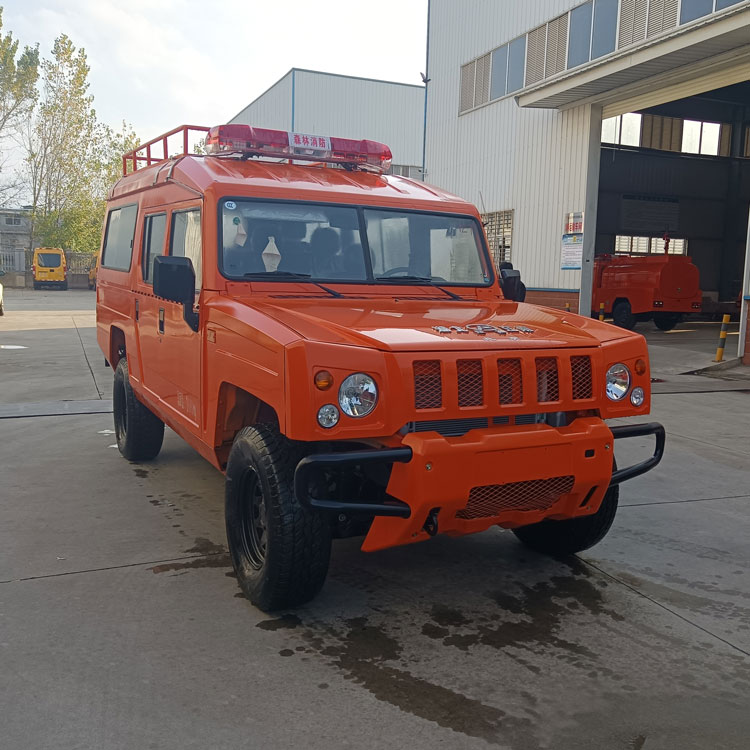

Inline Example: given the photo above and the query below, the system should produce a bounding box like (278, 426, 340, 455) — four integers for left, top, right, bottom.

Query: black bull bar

(294, 422, 665, 516)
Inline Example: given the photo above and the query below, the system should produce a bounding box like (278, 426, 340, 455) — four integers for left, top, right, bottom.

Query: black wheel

(113, 358, 164, 461)
(61, 280, 68, 291)
(512, 480, 619, 555)
(225, 425, 332, 611)
(0, 300, 4, 316)
(612, 300, 636, 330)
(33, 281, 40, 290)
(653, 313, 681, 331)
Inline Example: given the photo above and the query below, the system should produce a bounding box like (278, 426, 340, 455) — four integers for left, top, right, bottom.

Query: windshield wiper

(243, 271, 343, 298)
(375, 275, 465, 301)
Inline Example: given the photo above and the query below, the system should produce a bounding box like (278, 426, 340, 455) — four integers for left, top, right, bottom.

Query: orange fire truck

(96, 124, 664, 610)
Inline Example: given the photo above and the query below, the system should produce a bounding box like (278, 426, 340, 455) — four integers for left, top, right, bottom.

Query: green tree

(23, 35, 138, 254)
(0, 7, 39, 204)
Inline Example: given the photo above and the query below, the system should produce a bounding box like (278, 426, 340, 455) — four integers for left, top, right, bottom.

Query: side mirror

(500, 269, 525, 302)
(154, 256, 199, 331)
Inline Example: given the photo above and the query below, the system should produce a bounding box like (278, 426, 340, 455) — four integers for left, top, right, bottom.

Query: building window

(4, 217, 21, 225)
(715, 0, 744, 8)
(490, 44, 508, 100)
(482, 210, 514, 267)
(680, 0, 714, 24)
(681, 120, 721, 155)
(459, 53, 491, 112)
(568, 2, 593, 68)
(614, 235, 687, 255)
(601, 113, 643, 146)
(592, 0, 618, 57)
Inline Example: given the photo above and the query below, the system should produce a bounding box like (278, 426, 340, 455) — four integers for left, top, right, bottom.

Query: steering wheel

(378, 267, 411, 278)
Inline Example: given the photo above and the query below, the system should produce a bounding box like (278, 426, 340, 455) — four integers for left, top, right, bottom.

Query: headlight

(317, 404, 339, 428)
(630, 386, 645, 407)
(339, 373, 378, 417)
(605, 363, 631, 401)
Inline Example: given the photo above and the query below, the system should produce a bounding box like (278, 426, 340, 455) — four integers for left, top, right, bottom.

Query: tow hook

(423, 508, 440, 537)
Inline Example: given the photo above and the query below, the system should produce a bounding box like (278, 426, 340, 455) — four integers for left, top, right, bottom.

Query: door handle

(158, 308, 165, 335)
(135, 299, 139, 321)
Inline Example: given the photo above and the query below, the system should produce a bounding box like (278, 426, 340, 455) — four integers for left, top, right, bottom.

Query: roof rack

(122, 125, 210, 176)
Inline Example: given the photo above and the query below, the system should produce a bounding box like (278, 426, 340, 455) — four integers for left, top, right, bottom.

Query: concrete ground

(1, 288, 749, 750)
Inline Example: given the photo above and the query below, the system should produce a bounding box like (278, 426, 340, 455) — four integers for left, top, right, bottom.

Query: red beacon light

(204, 124, 392, 174)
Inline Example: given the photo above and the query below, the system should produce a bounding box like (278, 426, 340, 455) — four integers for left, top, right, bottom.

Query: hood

(236, 296, 627, 351)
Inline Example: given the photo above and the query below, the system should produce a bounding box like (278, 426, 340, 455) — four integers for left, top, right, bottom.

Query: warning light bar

(204, 124, 392, 173)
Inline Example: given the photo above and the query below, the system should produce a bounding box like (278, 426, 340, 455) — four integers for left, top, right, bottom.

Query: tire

(225, 425, 332, 611)
(61, 281, 68, 291)
(113, 358, 164, 461)
(612, 300, 636, 330)
(512, 479, 619, 555)
(653, 313, 681, 331)
(33, 281, 40, 290)
(0, 300, 4, 316)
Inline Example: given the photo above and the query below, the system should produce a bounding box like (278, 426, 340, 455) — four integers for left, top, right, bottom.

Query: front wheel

(512, 482, 619, 555)
(225, 425, 332, 611)
(113, 358, 164, 461)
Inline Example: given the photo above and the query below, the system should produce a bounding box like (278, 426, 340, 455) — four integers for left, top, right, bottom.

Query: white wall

(426, 0, 595, 291)
(230, 69, 425, 169)
(230, 72, 293, 132)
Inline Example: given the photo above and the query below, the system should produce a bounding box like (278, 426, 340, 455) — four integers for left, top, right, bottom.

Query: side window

(142, 214, 167, 283)
(102, 204, 138, 271)
(170, 209, 202, 290)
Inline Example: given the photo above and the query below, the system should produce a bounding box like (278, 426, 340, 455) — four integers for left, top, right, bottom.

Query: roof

(110, 155, 472, 213)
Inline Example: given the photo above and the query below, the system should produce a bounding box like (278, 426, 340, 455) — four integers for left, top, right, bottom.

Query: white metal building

(229, 68, 425, 177)
(424, 0, 750, 362)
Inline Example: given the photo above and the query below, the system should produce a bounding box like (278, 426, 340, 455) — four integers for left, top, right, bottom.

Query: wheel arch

(109, 326, 127, 368)
(213, 382, 280, 469)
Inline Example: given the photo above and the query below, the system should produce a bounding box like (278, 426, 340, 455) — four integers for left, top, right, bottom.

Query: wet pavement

(1, 289, 749, 750)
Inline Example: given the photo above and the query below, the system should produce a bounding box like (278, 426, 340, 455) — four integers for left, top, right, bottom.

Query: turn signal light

(314, 371, 334, 390)
(634, 359, 647, 376)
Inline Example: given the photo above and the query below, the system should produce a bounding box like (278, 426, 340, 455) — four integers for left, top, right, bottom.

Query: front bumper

(295, 419, 665, 552)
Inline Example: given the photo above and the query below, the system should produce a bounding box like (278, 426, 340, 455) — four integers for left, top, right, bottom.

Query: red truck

(593, 254, 702, 330)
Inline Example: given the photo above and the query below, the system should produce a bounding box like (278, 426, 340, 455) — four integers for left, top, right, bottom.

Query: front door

(144, 206, 203, 430)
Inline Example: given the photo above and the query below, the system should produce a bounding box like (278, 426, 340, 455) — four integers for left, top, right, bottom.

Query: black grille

(456, 475, 575, 519)
(410, 418, 489, 437)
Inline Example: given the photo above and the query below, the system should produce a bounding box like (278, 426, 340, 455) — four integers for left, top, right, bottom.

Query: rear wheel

(653, 312, 681, 331)
(512, 481, 619, 555)
(113, 358, 164, 461)
(225, 425, 332, 611)
(612, 300, 636, 330)
(33, 281, 40, 290)
(61, 280, 68, 291)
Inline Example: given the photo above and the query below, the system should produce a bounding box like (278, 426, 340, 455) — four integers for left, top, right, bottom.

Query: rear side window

(170, 209, 202, 290)
(142, 214, 167, 283)
(102, 204, 138, 271)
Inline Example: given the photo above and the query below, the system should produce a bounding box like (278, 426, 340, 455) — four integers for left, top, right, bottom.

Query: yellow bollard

(714, 314, 731, 362)
(599, 302, 605, 321)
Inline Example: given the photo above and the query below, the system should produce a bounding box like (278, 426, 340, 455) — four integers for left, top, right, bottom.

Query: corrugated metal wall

(292, 71, 424, 167)
(426, 0, 595, 290)
(230, 72, 294, 132)
(230, 70, 425, 168)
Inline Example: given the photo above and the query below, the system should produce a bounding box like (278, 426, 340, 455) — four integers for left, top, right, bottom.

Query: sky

(4, 0, 428, 140)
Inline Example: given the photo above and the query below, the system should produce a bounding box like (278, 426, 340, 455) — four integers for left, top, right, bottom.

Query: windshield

(219, 199, 492, 286)
(36, 253, 62, 268)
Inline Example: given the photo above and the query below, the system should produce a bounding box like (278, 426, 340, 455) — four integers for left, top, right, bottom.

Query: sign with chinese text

(288, 132, 331, 152)
(561, 212, 584, 270)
